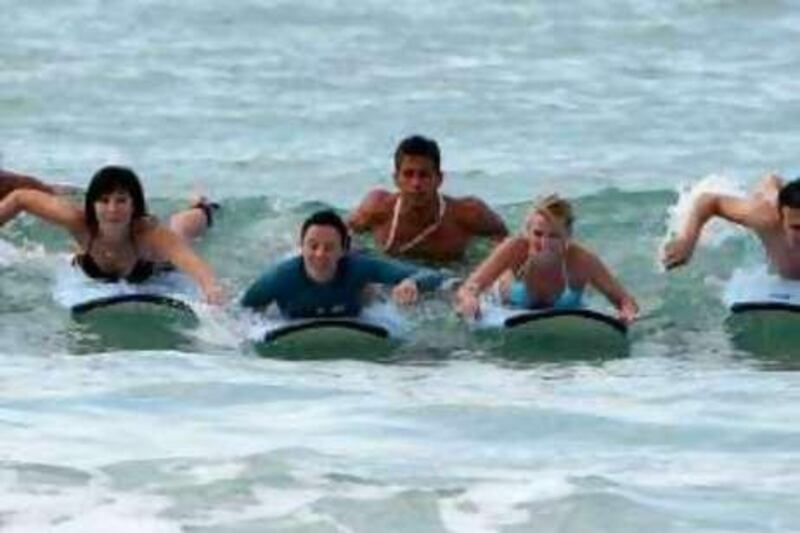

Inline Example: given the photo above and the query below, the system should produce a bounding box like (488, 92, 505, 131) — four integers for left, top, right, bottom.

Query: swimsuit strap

(78, 230, 151, 282)
(383, 193, 446, 254)
(84, 234, 95, 256)
(514, 252, 533, 279)
(382, 197, 404, 252)
(515, 244, 571, 290)
(561, 249, 570, 287)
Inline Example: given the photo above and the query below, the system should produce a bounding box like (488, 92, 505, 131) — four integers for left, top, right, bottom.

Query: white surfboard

(52, 263, 201, 351)
(724, 268, 800, 355)
(724, 267, 800, 311)
(53, 263, 200, 318)
(476, 304, 628, 358)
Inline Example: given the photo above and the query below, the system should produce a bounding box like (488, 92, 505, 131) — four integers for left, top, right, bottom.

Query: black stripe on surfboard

(730, 301, 800, 314)
(503, 308, 627, 335)
(263, 319, 390, 343)
(71, 294, 195, 315)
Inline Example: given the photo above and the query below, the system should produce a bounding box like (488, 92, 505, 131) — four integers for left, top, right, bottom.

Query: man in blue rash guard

(241, 210, 445, 318)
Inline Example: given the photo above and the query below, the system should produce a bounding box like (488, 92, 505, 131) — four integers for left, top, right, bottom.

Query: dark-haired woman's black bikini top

(73, 238, 157, 284)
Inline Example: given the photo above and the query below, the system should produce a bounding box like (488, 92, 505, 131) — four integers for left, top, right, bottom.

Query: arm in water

(139, 224, 225, 305)
(240, 263, 283, 311)
(454, 237, 528, 319)
(357, 254, 445, 305)
(580, 245, 639, 324)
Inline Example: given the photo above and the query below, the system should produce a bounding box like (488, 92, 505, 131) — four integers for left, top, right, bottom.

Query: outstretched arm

(142, 225, 224, 304)
(0, 170, 56, 200)
(0, 189, 83, 233)
(662, 193, 761, 270)
(241, 264, 282, 311)
(455, 236, 527, 318)
(356, 254, 445, 305)
(583, 248, 639, 324)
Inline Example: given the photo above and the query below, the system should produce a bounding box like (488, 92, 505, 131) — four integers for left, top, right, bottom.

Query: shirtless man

(662, 173, 800, 279)
(348, 135, 508, 263)
(0, 169, 59, 200)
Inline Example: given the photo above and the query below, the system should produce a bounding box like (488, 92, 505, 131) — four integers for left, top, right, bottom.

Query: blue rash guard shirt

(241, 254, 444, 319)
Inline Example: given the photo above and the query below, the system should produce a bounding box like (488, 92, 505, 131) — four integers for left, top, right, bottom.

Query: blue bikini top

(508, 280, 583, 309)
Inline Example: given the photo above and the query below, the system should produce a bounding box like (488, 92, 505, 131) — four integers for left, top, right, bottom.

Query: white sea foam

(0, 480, 176, 533)
(0, 239, 19, 266)
(723, 266, 800, 307)
(440, 477, 573, 532)
(188, 304, 242, 348)
(242, 300, 410, 342)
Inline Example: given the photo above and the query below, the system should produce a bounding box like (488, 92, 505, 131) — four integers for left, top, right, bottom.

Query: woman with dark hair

(0, 165, 223, 303)
(241, 209, 444, 318)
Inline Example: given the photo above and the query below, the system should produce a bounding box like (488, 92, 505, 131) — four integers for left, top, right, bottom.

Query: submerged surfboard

(251, 303, 404, 360)
(262, 318, 390, 342)
(477, 305, 628, 358)
(724, 269, 800, 356)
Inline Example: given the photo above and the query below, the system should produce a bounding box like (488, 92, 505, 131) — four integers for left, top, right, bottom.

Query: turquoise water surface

(2, 1, 800, 531)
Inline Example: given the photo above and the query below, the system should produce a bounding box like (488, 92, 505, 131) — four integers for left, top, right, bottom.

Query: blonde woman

(455, 194, 638, 323)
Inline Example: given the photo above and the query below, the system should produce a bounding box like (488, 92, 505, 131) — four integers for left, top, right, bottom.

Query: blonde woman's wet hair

(532, 194, 574, 234)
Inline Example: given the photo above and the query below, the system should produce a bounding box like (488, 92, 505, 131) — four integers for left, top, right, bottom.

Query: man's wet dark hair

(778, 178, 800, 212)
(393, 135, 441, 174)
(85, 165, 148, 237)
(300, 209, 351, 250)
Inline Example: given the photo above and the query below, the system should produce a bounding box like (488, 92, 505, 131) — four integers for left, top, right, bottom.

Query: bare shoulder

(356, 188, 394, 207)
(349, 188, 396, 228)
(132, 216, 166, 243)
(730, 195, 779, 230)
(450, 195, 495, 215)
(449, 195, 507, 234)
(496, 235, 529, 261)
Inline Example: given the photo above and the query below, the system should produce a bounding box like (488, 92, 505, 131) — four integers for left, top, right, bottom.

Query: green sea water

(2, 1, 800, 531)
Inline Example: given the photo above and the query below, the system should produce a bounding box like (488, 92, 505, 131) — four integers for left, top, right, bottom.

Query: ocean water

(2, 1, 800, 531)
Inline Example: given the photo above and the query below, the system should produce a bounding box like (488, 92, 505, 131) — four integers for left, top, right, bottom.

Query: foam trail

(0, 239, 49, 267)
(189, 303, 243, 347)
(0, 239, 19, 267)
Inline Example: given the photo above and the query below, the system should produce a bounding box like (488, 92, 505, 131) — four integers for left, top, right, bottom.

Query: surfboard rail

(730, 301, 800, 314)
(71, 293, 195, 316)
(262, 318, 390, 343)
(502, 308, 627, 335)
